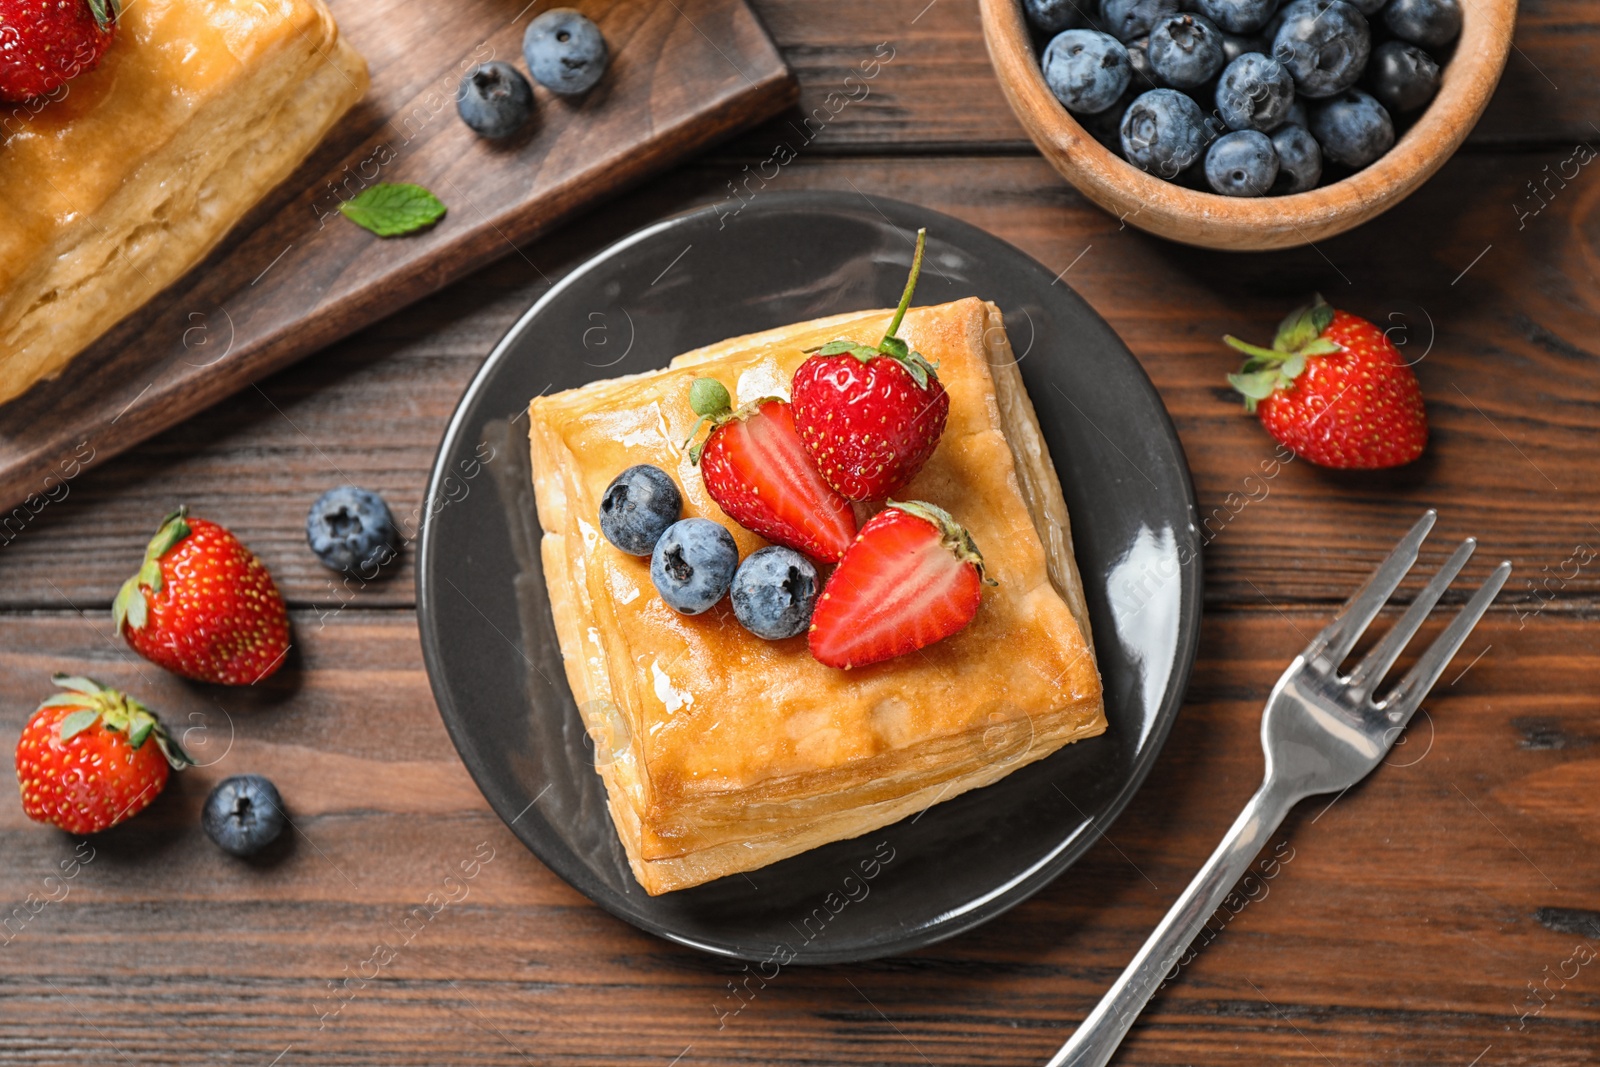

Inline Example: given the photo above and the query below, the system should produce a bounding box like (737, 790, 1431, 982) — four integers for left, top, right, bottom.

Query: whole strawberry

(0, 0, 118, 103)
(113, 508, 291, 686)
(687, 378, 857, 562)
(792, 229, 949, 501)
(1226, 296, 1428, 469)
(16, 675, 192, 834)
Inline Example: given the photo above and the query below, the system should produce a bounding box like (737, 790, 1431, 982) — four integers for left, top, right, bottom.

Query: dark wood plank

(1, 150, 1594, 615)
(0, 0, 796, 514)
(0, 608, 1593, 1064)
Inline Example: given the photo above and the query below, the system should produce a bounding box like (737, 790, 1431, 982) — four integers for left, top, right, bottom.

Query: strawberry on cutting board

(791, 228, 950, 501)
(113, 508, 291, 686)
(686, 377, 857, 563)
(1226, 296, 1428, 469)
(808, 500, 993, 670)
(0, 0, 118, 103)
(15, 675, 192, 834)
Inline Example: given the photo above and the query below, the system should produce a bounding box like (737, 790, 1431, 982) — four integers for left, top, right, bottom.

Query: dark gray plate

(417, 191, 1201, 964)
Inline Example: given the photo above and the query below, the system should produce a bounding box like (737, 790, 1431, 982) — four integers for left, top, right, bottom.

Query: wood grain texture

(0, 0, 796, 513)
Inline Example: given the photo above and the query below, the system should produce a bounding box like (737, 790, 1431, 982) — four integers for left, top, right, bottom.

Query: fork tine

(1381, 560, 1512, 717)
(1309, 510, 1436, 665)
(1346, 537, 1477, 695)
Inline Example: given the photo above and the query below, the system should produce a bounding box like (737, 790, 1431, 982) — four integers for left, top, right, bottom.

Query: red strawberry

(687, 379, 856, 562)
(15, 675, 192, 834)
(113, 508, 291, 686)
(1226, 296, 1428, 469)
(791, 228, 949, 501)
(808, 500, 992, 669)
(0, 0, 118, 103)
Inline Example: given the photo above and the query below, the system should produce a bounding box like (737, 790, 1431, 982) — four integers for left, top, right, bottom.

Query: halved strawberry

(686, 378, 857, 563)
(808, 500, 992, 669)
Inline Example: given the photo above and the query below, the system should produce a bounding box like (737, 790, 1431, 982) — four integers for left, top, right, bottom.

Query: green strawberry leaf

(817, 340, 857, 356)
(1227, 370, 1281, 400)
(38, 692, 92, 710)
(339, 183, 447, 238)
(1272, 296, 1334, 353)
(127, 716, 154, 749)
(87, 0, 116, 31)
(51, 674, 103, 695)
(879, 336, 910, 361)
(57, 710, 100, 742)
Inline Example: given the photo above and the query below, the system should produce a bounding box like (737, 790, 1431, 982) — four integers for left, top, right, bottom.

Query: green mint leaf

(339, 183, 447, 238)
(58, 710, 100, 743)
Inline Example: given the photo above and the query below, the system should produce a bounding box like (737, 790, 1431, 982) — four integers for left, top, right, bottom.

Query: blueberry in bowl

(1215, 51, 1295, 130)
(1270, 122, 1323, 192)
(1309, 87, 1395, 167)
(1205, 129, 1279, 195)
(1271, 0, 1370, 98)
(1148, 13, 1227, 88)
(1024, 0, 1086, 32)
(1043, 29, 1133, 113)
(1100, 0, 1182, 43)
(1364, 40, 1441, 113)
(1120, 88, 1213, 178)
(1382, 0, 1461, 49)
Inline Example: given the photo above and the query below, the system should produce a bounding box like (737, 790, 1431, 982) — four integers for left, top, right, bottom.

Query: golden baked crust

(0, 0, 369, 406)
(528, 298, 1106, 894)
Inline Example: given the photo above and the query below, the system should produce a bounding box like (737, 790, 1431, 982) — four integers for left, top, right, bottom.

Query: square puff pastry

(0, 0, 368, 406)
(528, 297, 1105, 895)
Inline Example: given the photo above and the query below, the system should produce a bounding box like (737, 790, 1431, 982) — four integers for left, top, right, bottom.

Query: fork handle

(1045, 777, 1299, 1067)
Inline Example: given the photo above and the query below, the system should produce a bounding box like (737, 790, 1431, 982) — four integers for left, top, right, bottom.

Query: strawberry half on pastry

(0, 0, 118, 103)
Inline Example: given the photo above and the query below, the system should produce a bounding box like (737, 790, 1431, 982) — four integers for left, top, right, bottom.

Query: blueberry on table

(1025, 0, 1086, 33)
(1382, 0, 1461, 48)
(524, 7, 609, 96)
(730, 546, 819, 640)
(1148, 14, 1227, 88)
(1190, 0, 1279, 35)
(1365, 39, 1440, 112)
(1100, 0, 1181, 42)
(1272, 0, 1370, 98)
(1215, 51, 1295, 130)
(202, 776, 286, 857)
(1271, 122, 1323, 191)
(1205, 129, 1280, 194)
(651, 518, 739, 615)
(1043, 29, 1133, 113)
(1309, 88, 1395, 166)
(455, 62, 534, 140)
(1120, 88, 1212, 177)
(599, 464, 682, 555)
(306, 486, 401, 575)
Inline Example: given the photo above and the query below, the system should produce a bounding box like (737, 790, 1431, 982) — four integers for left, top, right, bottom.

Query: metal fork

(1047, 510, 1510, 1067)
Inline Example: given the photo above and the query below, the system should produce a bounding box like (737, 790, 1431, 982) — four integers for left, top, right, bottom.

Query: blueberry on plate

(1148, 14, 1226, 88)
(202, 775, 286, 857)
(730, 546, 819, 640)
(1382, 0, 1461, 48)
(1215, 51, 1295, 130)
(455, 62, 534, 140)
(1189, 0, 1279, 35)
(1270, 122, 1323, 191)
(651, 518, 738, 615)
(1205, 129, 1279, 194)
(1025, 0, 1086, 32)
(1100, 0, 1181, 42)
(524, 7, 609, 96)
(1221, 31, 1270, 63)
(1272, 0, 1370, 98)
(1365, 39, 1440, 112)
(307, 486, 400, 575)
(1309, 88, 1395, 166)
(1121, 88, 1212, 177)
(1043, 29, 1133, 113)
(599, 464, 682, 555)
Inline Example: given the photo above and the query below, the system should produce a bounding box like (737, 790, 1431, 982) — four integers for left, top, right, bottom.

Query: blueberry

(1082, 88, 1138, 147)
(1222, 31, 1270, 62)
(1272, 0, 1370, 97)
(202, 776, 286, 858)
(1382, 0, 1460, 47)
(1044, 30, 1133, 113)
(1204, 129, 1279, 194)
(1309, 88, 1395, 166)
(524, 8, 609, 96)
(306, 486, 400, 575)
(1124, 36, 1161, 88)
(1121, 88, 1212, 176)
(1025, 0, 1086, 32)
(1148, 14, 1226, 88)
(1101, 0, 1181, 42)
(1278, 95, 1309, 127)
(599, 464, 682, 556)
(455, 62, 534, 140)
(651, 518, 738, 615)
(1215, 51, 1295, 129)
(1345, 0, 1386, 12)
(1271, 122, 1323, 191)
(1365, 39, 1440, 112)
(1189, 0, 1279, 34)
(729, 546, 818, 640)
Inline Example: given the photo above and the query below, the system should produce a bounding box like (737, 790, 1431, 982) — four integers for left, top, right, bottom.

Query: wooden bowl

(980, 0, 1516, 250)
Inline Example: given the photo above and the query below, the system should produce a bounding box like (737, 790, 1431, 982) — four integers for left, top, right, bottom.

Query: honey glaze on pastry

(528, 297, 1106, 894)
(0, 0, 369, 407)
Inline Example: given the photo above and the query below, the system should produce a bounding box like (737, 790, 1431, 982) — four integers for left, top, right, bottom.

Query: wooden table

(3, 3, 1597, 1064)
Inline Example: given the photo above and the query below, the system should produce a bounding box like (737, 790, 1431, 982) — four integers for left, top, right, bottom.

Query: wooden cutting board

(0, 0, 793, 511)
